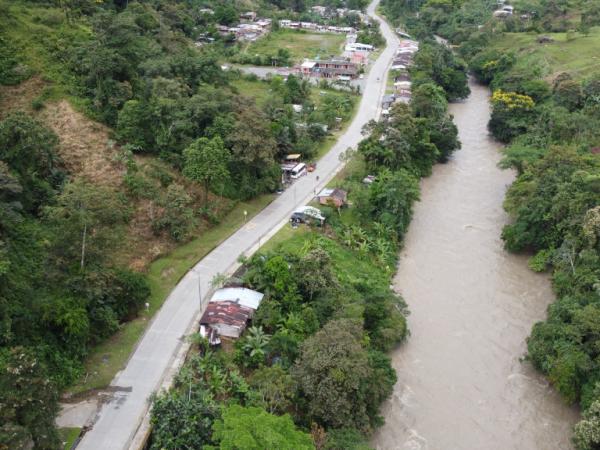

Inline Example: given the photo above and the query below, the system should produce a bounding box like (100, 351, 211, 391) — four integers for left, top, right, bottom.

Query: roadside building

(256, 19, 272, 30)
(382, 94, 396, 110)
(200, 301, 254, 341)
(345, 42, 374, 52)
(210, 287, 265, 310)
(300, 60, 317, 76)
(344, 50, 369, 65)
(316, 188, 348, 208)
(199, 288, 265, 345)
(311, 58, 359, 79)
(396, 89, 412, 104)
(240, 11, 257, 21)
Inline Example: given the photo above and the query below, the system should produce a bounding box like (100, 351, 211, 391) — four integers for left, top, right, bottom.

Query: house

(345, 42, 374, 52)
(240, 11, 257, 21)
(382, 94, 396, 110)
(256, 19, 272, 30)
(344, 50, 369, 65)
(311, 5, 327, 16)
(300, 60, 317, 76)
(395, 28, 411, 38)
(199, 8, 214, 15)
(301, 21, 317, 30)
(394, 80, 412, 89)
(395, 72, 411, 83)
(396, 90, 412, 104)
(316, 188, 347, 208)
(279, 19, 291, 27)
(311, 58, 359, 79)
(210, 287, 264, 310)
(493, 10, 510, 17)
(199, 287, 265, 344)
(200, 301, 254, 340)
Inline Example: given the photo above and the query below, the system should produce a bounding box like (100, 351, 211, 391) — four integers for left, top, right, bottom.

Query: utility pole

(194, 270, 202, 309)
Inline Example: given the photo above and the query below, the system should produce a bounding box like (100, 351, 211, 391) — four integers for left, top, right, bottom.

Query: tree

(0, 347, 59, 450)
(574, 400, 600, 450)
(554, 79, 583, 111)
(0, 113, 63, 213)
(293, 248, 339, 300)
(214, 4, 237, 25)
(44, 179, 128, 270)
(183, 136, 230, 206)
(226, 102, 279, 198)
(411, 82, 448, 120)
(152, 183, 196, 242)
(241, 326, 271, 366)
(151, 390, 218, 450)
(323, 428, 373, 450)
(292, 319, 373, 431)
(210, 405, 314, 450)
(489, 90, 536, 143)
(249, 365, 296, 414)
(363, 169, 420, 239)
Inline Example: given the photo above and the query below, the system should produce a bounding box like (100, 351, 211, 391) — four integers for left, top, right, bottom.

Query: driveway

(77, 1, 399, 448)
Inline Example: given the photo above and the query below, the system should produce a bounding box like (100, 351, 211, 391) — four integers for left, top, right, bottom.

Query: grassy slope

(241, 29, 346, 63)
(58, 427, 81, 450)
(70, 193, 274, 395)
(490, 26, 600, 80)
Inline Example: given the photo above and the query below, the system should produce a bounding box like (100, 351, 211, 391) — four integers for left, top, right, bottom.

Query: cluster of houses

(278, 20, 356, 34)
(310, 5, 366, 19)
(199, 287, 265, 345)
(382, 39, 419, 114)
(206, 11, 272, 42)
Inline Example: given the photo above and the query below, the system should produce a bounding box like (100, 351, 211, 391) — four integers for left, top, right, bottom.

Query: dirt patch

(41, 100, 125, 187)
(0, 76, 46, 118)
(122, 198, 173, 270)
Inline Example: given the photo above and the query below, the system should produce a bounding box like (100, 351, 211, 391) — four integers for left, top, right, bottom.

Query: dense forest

(0, 0, 361, 448)
(382, 0, 600, 448)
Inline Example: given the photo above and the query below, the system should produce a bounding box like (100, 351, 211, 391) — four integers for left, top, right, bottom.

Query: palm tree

(243, 326, 271, 360)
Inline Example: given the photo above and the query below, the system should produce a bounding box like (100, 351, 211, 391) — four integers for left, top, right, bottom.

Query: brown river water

(371, 80, 579, 450)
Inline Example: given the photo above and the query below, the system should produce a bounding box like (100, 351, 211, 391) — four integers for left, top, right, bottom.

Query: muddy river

(372, 80, 579, 450)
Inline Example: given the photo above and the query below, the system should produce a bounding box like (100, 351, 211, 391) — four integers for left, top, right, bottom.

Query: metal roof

(210, 287, 264, 310)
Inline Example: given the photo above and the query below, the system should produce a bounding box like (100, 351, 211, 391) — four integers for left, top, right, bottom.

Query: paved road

(78, 1, 398, 448)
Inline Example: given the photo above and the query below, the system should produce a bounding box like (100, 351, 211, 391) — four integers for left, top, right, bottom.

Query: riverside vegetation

(149, 30, 469, 449)
(0, 0, 358, 448)
(382, 0, 600, 448)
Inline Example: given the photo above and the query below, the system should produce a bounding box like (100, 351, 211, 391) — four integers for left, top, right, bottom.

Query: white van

(290, 163, 307, 179)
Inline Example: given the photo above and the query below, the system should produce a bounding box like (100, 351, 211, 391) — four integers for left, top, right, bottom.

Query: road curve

(78, 1, 399, 448)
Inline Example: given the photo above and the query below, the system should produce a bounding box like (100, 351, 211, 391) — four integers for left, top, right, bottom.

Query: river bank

(371, 79, 579, 449)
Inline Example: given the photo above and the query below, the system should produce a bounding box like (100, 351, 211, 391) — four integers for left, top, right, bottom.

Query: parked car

(290, 206, 325, 225)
